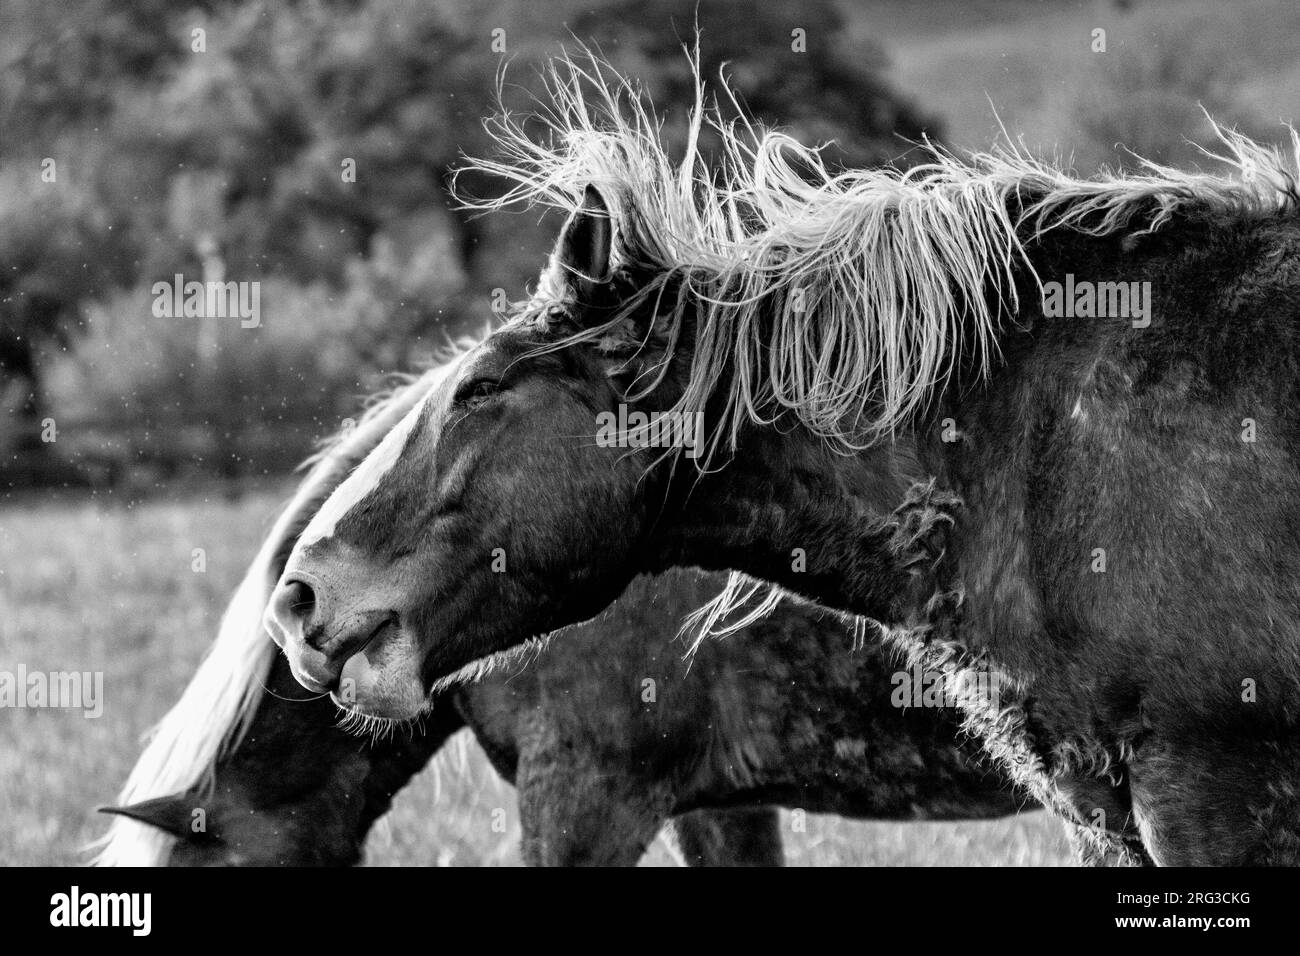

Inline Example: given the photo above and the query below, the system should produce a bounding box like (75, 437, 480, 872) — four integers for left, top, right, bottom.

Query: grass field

(0, 486, 1073, 866)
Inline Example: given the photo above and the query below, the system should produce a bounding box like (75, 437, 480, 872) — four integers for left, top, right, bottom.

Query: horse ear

(550, 184, 612, 302)
(98, 794, 200, 840)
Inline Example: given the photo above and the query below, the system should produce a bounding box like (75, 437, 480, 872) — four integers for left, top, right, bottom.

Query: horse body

(466, 568, 1018, 865)
(113, 569, 1018, 865)
(630, 212, 1300, 863)
(126, 54, 1300, 866)
(927, 217, 1300, 863)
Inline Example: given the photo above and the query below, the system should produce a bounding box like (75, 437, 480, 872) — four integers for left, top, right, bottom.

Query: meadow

(0, 486, 1072, 866)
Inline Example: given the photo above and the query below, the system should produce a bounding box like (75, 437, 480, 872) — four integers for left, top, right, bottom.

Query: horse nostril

(285, 578, 316, 621)
(269, 575, 323, 648)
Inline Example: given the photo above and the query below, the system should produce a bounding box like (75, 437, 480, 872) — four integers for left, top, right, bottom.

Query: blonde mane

(459, 51, 1300, 465)
(94, 360, 460, 866)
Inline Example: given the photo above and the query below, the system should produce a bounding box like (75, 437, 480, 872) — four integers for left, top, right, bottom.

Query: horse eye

(454, 378, 501, 405)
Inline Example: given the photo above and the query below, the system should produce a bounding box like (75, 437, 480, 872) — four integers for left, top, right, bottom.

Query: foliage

(0, 0, 937, 484)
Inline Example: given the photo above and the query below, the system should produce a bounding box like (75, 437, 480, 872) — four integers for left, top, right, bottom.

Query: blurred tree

(0, 168, 133, 483)
(0, 0, 939, 485)
(568, 0, 940, 169)
(0, 0, 193, 134)
(116, 0, 498, 289)
(0, 0, 182, 482)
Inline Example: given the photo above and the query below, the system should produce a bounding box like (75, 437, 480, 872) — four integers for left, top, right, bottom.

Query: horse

(99, 373, 1022, 866)
(257, 54, 1300, 865)
(104, 569, 1021, 866)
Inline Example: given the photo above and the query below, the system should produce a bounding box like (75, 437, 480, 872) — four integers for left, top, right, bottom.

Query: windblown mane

(94, 356, 463, 866)
(459, 51, 1300, 465)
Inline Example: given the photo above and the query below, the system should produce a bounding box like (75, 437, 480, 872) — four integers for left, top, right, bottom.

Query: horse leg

(1126, 731, 1300, 866)
(356, 695, 468, 837)
(671, 807, 785, 866)
(1041, 769, 1153, 866)
(514, 737, 674, 866)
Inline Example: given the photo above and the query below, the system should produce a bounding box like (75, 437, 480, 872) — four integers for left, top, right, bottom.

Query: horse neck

(647, 422, 951, 626)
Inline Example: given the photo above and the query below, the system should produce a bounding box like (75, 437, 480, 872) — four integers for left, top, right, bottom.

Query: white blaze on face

(295, 359, 462, 553)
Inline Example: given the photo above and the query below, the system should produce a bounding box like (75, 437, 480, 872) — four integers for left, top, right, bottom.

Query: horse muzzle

(264, 569, 396, 692)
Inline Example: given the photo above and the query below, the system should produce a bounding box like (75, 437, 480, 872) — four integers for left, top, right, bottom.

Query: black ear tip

(97, 804, 139, 819)
(581, 183, 611, 216)
(96, 793, 199, 838)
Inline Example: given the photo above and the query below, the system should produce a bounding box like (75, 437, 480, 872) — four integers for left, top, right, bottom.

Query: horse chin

(330, 626, 429, 722)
